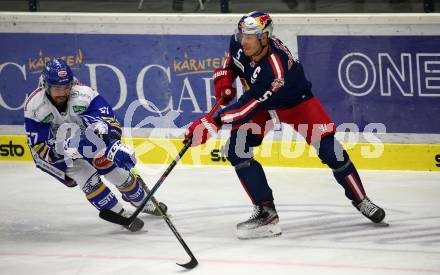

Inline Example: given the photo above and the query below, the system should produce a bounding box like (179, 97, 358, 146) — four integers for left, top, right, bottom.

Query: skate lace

(248, 206, 263, 221)
(144, 201, 156, 212)
(120, 209, 132, 218)
(119, 211, 131, 218)
(359, 198, 377, 216)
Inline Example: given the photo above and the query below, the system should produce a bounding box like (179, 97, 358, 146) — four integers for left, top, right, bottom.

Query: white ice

(0, 162, 439, 275)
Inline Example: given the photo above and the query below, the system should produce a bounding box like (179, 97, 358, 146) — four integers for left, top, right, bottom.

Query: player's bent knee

(101, 166, 130, 187)
(65, 159, 99, 190)
(102, 168, 146, 204)
(225, 139, 256, 167)
(226, 144, 253, 167)
(233, 158, 255, 171)
(81, 172, 102, 195)
(316, 134, 350, 170)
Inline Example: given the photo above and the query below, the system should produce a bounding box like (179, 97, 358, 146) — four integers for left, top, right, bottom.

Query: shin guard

(83, 173, 122, 212)
(317, 134, 366, 203)
(234, 159, 274, 204)
(333, 160, 366, 203)
(117, 173, 146, 206)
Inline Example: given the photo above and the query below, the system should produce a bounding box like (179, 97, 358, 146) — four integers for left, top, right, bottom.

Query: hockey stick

(134, 173, 198, 269)
(99, 140, 193, 226)
(99, 98, 224, 268)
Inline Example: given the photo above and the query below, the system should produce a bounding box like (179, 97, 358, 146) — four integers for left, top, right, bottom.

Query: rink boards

(1, 13, 440, 172)
(1, 134, 439, 171)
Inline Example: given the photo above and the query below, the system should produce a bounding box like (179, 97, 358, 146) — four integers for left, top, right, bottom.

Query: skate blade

(374, 220, 390, 227)
(237, 231, 282, 240)
(237, 224, 282, 240)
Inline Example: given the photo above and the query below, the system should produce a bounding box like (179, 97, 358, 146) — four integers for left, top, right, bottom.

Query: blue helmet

(42, 58, 73, 87)
(237, 11, 274, 39)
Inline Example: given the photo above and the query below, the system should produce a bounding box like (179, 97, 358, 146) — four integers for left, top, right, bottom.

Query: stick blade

(177, 257, 198, 269)
(99, 209, 132, 226)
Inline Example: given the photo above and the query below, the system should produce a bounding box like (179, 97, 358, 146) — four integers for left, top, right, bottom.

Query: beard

(52, 96, 68, 107)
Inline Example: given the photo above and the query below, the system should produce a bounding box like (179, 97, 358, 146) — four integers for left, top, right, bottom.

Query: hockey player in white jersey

(24, 58, 167, 232)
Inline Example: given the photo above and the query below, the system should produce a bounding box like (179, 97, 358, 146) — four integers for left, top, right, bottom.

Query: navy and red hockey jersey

(217, 35, 314, 125)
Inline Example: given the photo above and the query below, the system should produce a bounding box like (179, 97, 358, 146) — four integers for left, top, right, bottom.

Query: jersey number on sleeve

(99, 107, 109, 114)
(27, 132, 38, 145)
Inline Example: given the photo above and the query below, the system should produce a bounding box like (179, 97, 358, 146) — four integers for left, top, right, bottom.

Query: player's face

(241, 33, 261, 57)
(49, 84, 71, 106)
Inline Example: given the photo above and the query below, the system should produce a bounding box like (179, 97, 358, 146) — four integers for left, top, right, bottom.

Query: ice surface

(0, 162, 439, 275)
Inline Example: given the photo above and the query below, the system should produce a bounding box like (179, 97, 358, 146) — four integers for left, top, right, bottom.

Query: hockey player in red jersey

(24, 59, 167, 232)
(185, 11, 386, 239)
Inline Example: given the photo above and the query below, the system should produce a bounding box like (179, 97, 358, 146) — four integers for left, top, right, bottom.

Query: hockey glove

(32, 139, 63, 164)
(81, 116, 122, 145)
(104, 140, 136, 171)
(61, 129, 108, 160)
(184, 115, 220, 147)
(213, 68, 237, 105)
(62, 136, 83, 160)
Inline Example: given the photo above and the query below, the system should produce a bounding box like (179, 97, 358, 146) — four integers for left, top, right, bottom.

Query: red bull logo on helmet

(255, 14, 271, 29)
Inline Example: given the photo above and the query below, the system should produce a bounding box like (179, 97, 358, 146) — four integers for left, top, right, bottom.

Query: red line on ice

(0, 252, 439, 273)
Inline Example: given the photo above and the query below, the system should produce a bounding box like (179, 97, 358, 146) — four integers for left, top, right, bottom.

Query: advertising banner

(1, 32, 440, 170)
(2, 33, 440, 134)
(298, 35, 440, 134)
(0, 33, 230, 129)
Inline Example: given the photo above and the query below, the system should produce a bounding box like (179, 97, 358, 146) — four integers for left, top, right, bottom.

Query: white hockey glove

(62, 136, 82, 159)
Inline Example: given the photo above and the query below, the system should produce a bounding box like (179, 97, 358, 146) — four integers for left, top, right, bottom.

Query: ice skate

(142, 200, 168, 216)
(237, 203, 282, 239)
(122, 193, 168, 216)
(134, 176, 169, 216)
(353, 197, 387, 225)
(119, 209, 144, 232)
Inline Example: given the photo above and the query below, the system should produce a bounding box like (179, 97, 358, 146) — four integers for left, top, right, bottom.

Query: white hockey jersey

(24, 83, 121, 184)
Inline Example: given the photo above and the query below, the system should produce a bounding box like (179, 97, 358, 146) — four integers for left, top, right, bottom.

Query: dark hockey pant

(226, 97, 367, 205)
